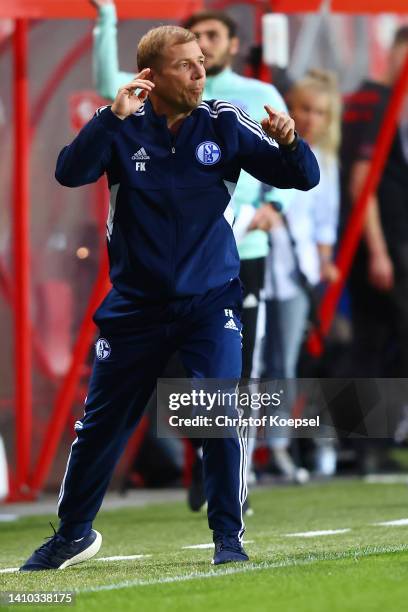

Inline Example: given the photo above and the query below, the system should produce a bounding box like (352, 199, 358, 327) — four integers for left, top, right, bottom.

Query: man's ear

(229, 36, 240, 57)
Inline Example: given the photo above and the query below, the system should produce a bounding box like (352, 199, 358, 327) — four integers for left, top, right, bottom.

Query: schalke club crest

(196, 141, 221, 165)
(95, 338, 111, 360)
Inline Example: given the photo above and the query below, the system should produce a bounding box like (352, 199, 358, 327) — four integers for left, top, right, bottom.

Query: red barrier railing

(12, 19, 32, 494)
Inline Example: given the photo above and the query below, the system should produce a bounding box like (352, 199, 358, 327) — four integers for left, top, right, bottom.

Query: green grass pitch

(1, 480, 408, 611)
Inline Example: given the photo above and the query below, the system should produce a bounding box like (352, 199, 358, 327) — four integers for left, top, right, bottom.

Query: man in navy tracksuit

(20, 25, 319, 571)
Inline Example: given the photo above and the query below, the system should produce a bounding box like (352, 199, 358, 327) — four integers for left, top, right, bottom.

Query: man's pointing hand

(261, 105, 296, 147)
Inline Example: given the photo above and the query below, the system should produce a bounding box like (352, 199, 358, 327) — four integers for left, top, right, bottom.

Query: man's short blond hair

(137, 26, 197, 71)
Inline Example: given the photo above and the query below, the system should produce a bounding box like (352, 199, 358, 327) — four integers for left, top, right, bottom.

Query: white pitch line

(182, 540, 253, 550)
(1, 539, 405, 580)
(76, 544, 408, 594)
(283, 529, 350, 538)
(0, 555, 151, 574)
(96, 555, 151, 561)
(374, 519, 408, 527)
(365, 474, 408, 484)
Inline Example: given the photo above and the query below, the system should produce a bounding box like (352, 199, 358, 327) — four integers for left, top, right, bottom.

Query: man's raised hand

(111, 69, 155, 120)
(261, 105, 296, 147)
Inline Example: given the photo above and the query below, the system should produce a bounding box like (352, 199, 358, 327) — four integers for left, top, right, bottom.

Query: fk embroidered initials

(224, 309, 238, 331)
(132, 147, 150, 172)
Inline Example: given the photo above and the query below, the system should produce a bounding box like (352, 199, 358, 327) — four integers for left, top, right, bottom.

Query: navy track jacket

(56, 99, 320, 302)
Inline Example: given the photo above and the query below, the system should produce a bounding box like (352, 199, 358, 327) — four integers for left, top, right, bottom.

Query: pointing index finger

(264, 105, 277, 119)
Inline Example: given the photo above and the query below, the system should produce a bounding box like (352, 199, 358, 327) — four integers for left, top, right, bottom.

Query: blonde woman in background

(262, 70, 341, 480)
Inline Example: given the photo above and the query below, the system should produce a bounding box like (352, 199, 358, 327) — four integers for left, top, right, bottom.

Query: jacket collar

(143, 99, 168, 126)
(143, 98, 199, 128)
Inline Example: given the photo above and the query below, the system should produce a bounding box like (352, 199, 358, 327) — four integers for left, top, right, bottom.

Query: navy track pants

(57, 300, 247, 541)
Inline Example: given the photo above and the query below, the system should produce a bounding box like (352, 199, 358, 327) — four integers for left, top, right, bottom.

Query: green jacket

(92, 4, 290, 259)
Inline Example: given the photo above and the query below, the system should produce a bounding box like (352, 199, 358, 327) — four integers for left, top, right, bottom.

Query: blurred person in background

(342, 26, 408, 380)
(340, 26, 408, 473)
(89, 0, 289, 511)
(262, 70, 341, 480)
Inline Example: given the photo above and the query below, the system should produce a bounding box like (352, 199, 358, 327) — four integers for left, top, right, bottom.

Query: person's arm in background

(90, 0, 135, 101)
(349, 159, 394, 290)
(248, 186, 294, 231)
(317, 243, 339, 282)
(313, 155, 340, 283)
(231, 174, 262, 244)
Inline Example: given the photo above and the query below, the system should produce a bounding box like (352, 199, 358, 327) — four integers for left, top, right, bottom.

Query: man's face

(190, 19, 239, 76)
(152, 40, 206, 112)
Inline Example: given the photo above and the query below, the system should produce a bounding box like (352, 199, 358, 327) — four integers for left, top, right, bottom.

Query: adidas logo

(224, 318, 238, 331)
(132, 147, 150, 160)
